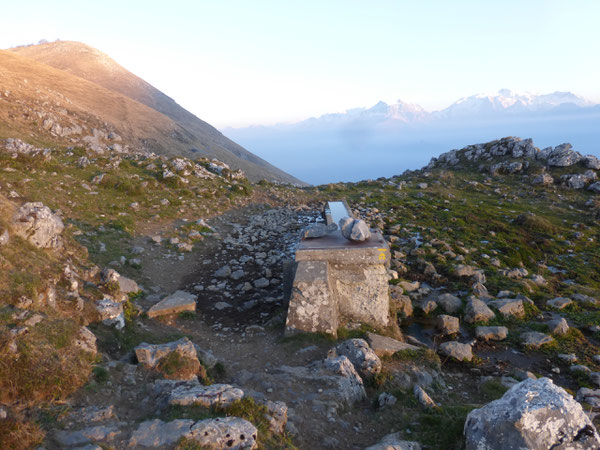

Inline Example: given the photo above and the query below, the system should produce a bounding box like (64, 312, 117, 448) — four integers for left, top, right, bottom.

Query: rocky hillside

(1, 42, 304, 185)
(2, 132, 600, 449)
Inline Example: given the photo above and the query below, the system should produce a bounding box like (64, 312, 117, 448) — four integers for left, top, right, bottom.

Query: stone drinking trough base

(285, 201, 391, 337)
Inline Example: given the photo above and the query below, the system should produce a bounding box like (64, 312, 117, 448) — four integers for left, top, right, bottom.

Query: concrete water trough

(285, 200, 391, 337)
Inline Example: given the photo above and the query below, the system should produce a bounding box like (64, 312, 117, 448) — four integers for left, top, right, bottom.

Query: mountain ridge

(5, 41, 305, 185)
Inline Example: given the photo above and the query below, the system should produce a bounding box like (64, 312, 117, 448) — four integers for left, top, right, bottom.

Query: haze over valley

(226, 90, 600, 184)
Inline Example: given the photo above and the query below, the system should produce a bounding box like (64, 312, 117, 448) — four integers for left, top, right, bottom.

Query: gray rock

(117, 276, 140, 294)
(169, 383, 244, 407)
(303, 223, 328, 239)
(339, 217, 371, 242)
(476, 326, 508, 341)
(464, 378, 600, 449)
(548, 318, 569, 335)
(547, 297, 573, 309)
(436, 293, 462, 314)
(488, 298, 525, 319)
(147, 290, 197, 318)
(436, 315, 459, 336)
(584, 155, 600, 170)
(464, 297, 496, 324)
(366, 332, 419, 357)
(188, 417, 258, 450)
(546, 143, 582, 167)
(399, 280, 420, 292)
(95, 299, 124, 329)
(561, 170, 597, 189)
(128, 419, 194, 447)
(215, 265, 231, 278)
(135, 337, 199, 379)
(231, 269, 245, 280)
(378, 392, 398, 408)
(335, 338, 382, 379)
(521, 331, 554, 348)
(55, 425, 121, 447)
(502, 267, 528, 279)
(322, 355, 367, 403)
(253, 277, 270, 288)
(101, 268, 120, 284)
(12, 202, 64, 248)
(365, 433, 422, 450)
(0, 229, 9, 246)
(73, 326, 97, 354)
(413, 384, 436, 408)
(439, 341, 473, 361)
(531, 172, 554, 186)
(418, 298, 437, 315)
(265, 400, 288, 434)
(588, 181, 600, 193)
(558, 353, 578, 364)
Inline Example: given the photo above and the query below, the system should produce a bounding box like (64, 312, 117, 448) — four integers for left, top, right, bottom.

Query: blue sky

(2, 0, 599, 127)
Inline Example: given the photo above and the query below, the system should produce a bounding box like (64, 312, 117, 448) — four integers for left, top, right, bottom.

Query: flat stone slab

(522, 331, 554, 348)
(296, 230, 390, 265)
(147, 290, 197, 318)
(188, 417, 258, 450)
(168, 383, 244, 407)
(366, 332, 419, 357)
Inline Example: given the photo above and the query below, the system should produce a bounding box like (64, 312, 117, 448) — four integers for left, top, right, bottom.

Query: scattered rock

(147, 290, 197, 318)
(439, 341, 473, 362)
(521, 331, 554, 348)
(475, 326, 508, 342)
(169, 383, 244, 407)
(365, 433, 422, 450)
(435, 293, 462, 314)
(464, 378, 600, 449)
(12, 202, 64, 248)
(334, 338, 382, 379)
(436, 315, 459, 336)
(413, 384, 436, 408)
(547, 297, 573, 310)
(135, 337, 202, 380)
(366, 332, 419, 357)
(464, 297, 495, 324)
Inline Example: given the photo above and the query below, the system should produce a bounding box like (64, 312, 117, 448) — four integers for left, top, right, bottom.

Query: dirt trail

(53, 203, 400, 449)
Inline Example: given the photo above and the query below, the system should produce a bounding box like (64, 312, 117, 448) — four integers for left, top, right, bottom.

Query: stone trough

(285, 201, 390, 337)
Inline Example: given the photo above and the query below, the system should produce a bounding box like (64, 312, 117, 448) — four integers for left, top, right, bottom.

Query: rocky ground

(2, 136, 600, 449)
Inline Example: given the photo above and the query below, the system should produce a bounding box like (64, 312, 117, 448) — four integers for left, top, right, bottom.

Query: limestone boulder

(339, 217, 371, 242)
(12, 202, 64, 248)
(365, 433, 422, 450)
(476, 326, 508, 342)
(488, 298, 525, 319)
(464, 378, 600, 449)
(169, 383, 244, 407)
(436, 315, 459, 336)
(135, 337, 201, 380)
(521, 331, 554, 348)
(188, 417, 258, 450)
(95, 299, 125, 329)
(334, 338, 382, 379)
(366, 332, 419, 357)
(435, 293, 462, 314)
(147, 290, 197, 318)
(439, 341, 473, 362)
(464, 298, 495, 324)
(546, 143, 582, 167)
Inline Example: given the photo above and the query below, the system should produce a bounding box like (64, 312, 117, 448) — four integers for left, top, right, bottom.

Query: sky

(2, 0, 600, 127)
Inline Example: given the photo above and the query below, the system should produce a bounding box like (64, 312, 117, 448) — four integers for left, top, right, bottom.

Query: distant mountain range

(1, 41, 303, 184)
(226, 90, 600, 184)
